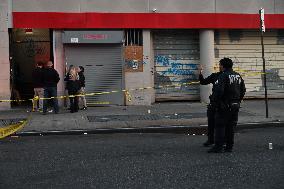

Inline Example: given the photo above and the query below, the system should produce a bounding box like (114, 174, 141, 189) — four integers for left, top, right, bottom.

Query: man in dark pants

(199, 65, 223, 147)
(208, 58, 246, 153)
(42, 61, 60, 114)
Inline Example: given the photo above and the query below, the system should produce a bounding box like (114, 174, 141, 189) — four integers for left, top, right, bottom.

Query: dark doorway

(9, 29, 53, 107)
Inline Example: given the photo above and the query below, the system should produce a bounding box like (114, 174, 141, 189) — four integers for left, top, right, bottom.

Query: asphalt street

(0, 127, 284, 189)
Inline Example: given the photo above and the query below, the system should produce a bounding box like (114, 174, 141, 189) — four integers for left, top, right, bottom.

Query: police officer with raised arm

(208, 58, 246, 153)
(199, 65, 223, 147)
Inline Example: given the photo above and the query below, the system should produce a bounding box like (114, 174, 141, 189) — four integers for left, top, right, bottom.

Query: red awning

(13, 12, 284, 29)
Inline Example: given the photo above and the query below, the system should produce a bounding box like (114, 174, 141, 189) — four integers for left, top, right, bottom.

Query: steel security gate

(215, 30, 284, 98)
(153, 30, 200, 101)
(65, 44, 124, 105)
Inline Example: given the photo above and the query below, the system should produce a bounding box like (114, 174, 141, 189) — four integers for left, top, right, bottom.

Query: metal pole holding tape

(259, 8, 269, 118)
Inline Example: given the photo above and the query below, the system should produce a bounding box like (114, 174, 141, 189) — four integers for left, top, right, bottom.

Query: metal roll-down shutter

(65, 44, 124, 105)
(153, 30, 200, 101)
(215, 30, 284, 98)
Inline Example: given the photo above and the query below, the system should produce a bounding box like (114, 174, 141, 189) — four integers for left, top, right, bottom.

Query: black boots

(207, 145, 233, 153)
(207, 146, 224, 153)
(203, 141, 214, 147)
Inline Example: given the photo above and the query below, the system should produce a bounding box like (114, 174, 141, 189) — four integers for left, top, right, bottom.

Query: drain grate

(0, 119, 25, 128)
(87, 113, 206, 122)
(87, 110, 253, 122)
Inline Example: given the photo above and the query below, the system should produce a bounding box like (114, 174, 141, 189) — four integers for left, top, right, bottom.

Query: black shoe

(203, 141, 214, 147)
(208, 146, 224, 153)
(224, 147, 233, 153)
(80, 107, 87, 110)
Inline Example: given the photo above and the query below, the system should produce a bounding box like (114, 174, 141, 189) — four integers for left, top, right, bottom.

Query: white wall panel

(275, 0, 284, 13)
(0, 0, 10, 109)
(81, 0, 148, 13)
(12, 0, 284, 14)
(13, 0, 80, 12)
(0, 2, 8, 31)
(53, 30, 65, 107)
(149, 0, 215, 13)
(125, 30, 154, 105)
(216, 0, 275, 13)
(215, 30, 284, 98)
(0, 32, 9, 47)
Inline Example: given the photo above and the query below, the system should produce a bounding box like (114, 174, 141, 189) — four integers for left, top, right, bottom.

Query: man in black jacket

(32, 61, 44, 111)
(42, 61, 60, 114)
(199, 65, 223, 147)
(208, 58, 246, 153)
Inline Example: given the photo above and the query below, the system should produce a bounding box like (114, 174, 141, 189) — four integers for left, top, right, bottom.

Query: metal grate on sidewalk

(0, 119, 26, 128)
(87, 113, 206, 122)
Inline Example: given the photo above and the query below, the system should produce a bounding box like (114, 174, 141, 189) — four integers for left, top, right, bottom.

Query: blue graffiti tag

(155, 55, 170, 66)
(160, 68, 196, 76)
(171, 63, 183, 69)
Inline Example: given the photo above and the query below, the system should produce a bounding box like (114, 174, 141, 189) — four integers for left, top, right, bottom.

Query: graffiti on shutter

(153, 30, 200, 101)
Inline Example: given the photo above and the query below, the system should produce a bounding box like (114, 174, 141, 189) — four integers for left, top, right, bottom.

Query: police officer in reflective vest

(208, 58, 246, 153)
(199, 65, 223, 147)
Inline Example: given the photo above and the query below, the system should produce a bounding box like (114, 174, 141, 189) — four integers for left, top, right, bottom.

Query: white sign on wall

(71, 38, 79, 43)
(259, 8, 265, 32)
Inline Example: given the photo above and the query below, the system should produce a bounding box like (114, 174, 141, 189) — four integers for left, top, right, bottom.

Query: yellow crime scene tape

(0, 117, 29, 139)
(0, 69, 266, 138)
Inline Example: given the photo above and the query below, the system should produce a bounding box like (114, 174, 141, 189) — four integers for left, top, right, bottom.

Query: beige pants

(33, 88, 44, 110)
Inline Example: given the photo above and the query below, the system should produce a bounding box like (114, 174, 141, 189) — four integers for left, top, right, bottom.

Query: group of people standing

(32, 61, 87, 114)
(33, 58, 245, 153)
(65, 65, 87, 113)
(32, 61, 60, 114)
(199, 58, 246, 153)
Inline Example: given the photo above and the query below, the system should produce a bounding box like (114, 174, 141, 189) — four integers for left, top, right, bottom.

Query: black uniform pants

(214, 104, 239, 149)
(207, 104, 216, 143)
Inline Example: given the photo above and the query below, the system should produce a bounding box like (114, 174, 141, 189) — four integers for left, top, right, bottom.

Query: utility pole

(259, 8, 269, 118)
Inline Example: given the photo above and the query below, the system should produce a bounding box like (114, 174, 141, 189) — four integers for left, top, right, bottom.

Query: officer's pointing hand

(198, 65, 203, 75)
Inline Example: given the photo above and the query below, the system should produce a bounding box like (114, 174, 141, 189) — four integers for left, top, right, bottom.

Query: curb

(13, 121, 284, 137)
(236, 121, 284, 130)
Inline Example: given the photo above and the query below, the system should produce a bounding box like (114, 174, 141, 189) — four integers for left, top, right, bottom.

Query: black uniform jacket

(199, 72, 222, 85)
(199, 72, 222, 102)
(211, 68, 246, 109)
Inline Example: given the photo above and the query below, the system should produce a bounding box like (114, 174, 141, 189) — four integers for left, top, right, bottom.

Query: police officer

(208, 58, 246, 153)
(199, 65, 223, 147)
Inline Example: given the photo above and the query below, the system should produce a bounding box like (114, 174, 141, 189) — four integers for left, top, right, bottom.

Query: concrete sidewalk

(1, 99, 284, 136)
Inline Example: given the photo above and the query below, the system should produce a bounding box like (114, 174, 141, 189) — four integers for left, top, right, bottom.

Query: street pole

(259, 8, 269, 118)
